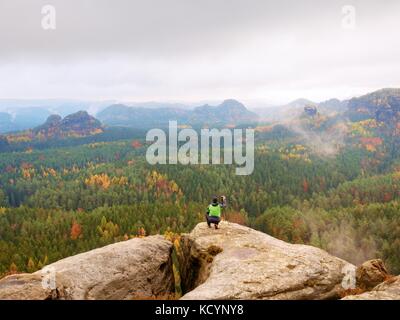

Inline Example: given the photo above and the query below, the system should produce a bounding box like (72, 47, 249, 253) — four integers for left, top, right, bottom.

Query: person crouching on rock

(206, 196, 226, 229)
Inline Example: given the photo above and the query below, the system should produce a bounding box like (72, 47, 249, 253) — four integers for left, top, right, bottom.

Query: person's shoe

(214, 224, 219, 230)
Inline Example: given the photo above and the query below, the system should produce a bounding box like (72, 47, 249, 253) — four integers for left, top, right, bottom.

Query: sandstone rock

(179, 222, 353, 300)
(342, 276, 400, 300)
(356, 259, 389, 290)
(0, 235, 174, 300)
(0, 274, 54, 300)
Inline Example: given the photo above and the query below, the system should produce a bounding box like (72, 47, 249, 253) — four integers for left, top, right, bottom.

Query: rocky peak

(0, 222, 398, 300)
(304, 105, 318, 117)
(0, 235, 174, 300)
(33, 111, 103, 138)
(347, 88, 400, 123)
(219, 99, 247, 111)
(60, 111, 101, 129)
(40, 114, 62, 129)
(179, 222, 353, 299)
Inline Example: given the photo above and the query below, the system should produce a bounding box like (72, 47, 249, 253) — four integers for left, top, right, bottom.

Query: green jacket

(208, 204, 222, 217)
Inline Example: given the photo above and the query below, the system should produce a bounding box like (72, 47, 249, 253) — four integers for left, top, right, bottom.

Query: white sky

(0, 0, 399, 105)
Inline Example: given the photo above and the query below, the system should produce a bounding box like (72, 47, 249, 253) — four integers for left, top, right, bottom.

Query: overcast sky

(0, 0, 399, 105)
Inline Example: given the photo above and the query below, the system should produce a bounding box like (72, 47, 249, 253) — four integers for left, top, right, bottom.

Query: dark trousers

(206, 214, 220, 225)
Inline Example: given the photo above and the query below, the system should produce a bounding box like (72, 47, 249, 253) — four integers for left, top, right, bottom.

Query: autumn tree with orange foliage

(131, 140, 143, 149)
(70, 221, 83, 240)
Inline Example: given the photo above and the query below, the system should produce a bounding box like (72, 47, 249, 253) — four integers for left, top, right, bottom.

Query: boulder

(179, 222, 353, 300)
(342, 276, 400, 300)
(0, 274, 55, 300)
(356, 259, 389, 290)
(0, 235, 174, 300)
(304, 105, 318, 117)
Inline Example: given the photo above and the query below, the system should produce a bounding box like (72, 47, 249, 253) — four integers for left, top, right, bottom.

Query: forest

(1, 113, 400, 277)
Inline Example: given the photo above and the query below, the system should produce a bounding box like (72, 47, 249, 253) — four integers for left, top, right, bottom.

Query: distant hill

(0, 99, 115, 116)
(346, 88, 400, 123)
(0, 108, 51, 133)
(6, 111, 103, 143)
(33, 111, 103, 138)
(97, 99, 259, 128)
(287, 98, 316, 108)
(122, 101, 190, 110)
(0, 112, 13, 133)
(12, 108, 53, 130)
(0, 100, 115, 133)
(97, 104, 191, 127)
(191, 99, 258, 124)
(318, 98, 349, 115)
(254, 97, 349, 122)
